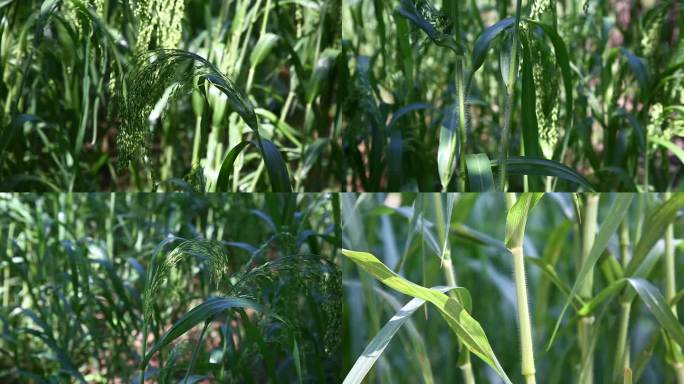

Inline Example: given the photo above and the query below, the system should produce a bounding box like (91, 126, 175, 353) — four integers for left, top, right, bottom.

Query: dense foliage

(341, 193, 684, 383)
(0, 193, 342, 382)
(341, 0, 684, 191)
(0, 0, 340, 191)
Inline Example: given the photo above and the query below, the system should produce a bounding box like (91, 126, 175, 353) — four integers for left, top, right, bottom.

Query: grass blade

(343, 287, 454, 384)
(548, 194, 634, 349)
(626, 194, 684, 275)
(627, 278, 684, 348)
(438, 105, 459, 190)
(491, 156, 596, 191)
(465, 153, 494, 191)
(216, 141, 251, 191)
(649, 136, 684, 166)
(341, 249, 512, 384)
(469, 17, 515, 81)
(249, 33, 280, 67)
(259, 139, 292, 192)
(142, 297, 280, 366)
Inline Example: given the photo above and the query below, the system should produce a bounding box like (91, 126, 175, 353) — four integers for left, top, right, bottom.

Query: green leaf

(470, 17, 515, 78)
(393, 11, 414, 91)
(649, 136, 684, 165)
(340, 249, 512, 384)
(259, 139, 292, 192)
(548, 194, 634, 348)
(299, 138, 331, 179)
(250, 33, 280, 67)
(505, 193, 543, 247)
(491, 156, 596, 191)
(577, 279, 628, 316)
(216, 141, 252, 191)
(387, 103, 432, 190)
(395, 0, 463, 55)
(215, 138, 292, 192)
(620, 48, 651, 90)
(306, 49, 339, 104)
(526, 257, 580, 307)
(343, 287, 455, 384)
(143, 297, 281, 366)
(627, 278, 684, 348)
(255, 108, 302, 146)
(626, 194, 684, 276)
(465, 153, 494, 191)
(438, 105, 459, 190)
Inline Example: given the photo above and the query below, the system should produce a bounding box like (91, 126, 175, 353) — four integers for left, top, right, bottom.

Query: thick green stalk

(460, 357, 475, 384)
(579, 194, 599, 383)
(663, 192, 684, 382)
(613, 223, 631, 382)
(498, 0, 523, 191)
(505, 193, 536, 384)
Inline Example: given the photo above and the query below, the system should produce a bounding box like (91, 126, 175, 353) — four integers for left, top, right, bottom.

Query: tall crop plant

(340, 0, 684, 192)
(0, 0, 340, 191)
(0, 193, 342, 382)
(340, 192, 684, 383)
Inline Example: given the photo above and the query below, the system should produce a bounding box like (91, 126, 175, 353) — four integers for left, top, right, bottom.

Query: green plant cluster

(0, 0, 339, 192)
(341, 0, 684, 192)
(0, 193, 342, 383)
(341, 193, 684, 383)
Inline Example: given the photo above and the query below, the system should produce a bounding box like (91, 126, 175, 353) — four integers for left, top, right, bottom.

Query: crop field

(0, 0, 340, 192)
(0, 193, 342, 382)
(1, 0, 684, 382)
(1, 1, 683, 192)
(341, 0, 684, 192)
(341, 193, 684, 383)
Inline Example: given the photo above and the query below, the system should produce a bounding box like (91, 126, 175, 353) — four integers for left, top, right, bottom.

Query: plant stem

(663, 191, 684, 382)
(512, 244, 536, 384)
(506, 193, 536, 384)
(664, 193, 677, 310)
(579, 194, 599, 383)
(614, 301, 631, 381)
(460, 360, 475, 384)
(499, 89, 514, 191)
(614, 223, 631, 382)
(498, 0, 523, 191)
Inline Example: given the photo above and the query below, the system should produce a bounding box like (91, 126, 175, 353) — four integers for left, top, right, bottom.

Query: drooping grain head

(228, 255, 342, 354)
(143, 239, 229, 323)
(530, 0, 552, 20)
(529, 26, 561, 159)
(116, 50, 257, 170)
(134, 0, 186, 54)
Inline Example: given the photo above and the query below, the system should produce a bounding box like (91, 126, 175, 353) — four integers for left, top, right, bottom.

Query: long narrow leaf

(626, 194, 684, 275)
(341, 249, 512, 384)
(343, 287, 454, 384)
(465, 153, 494, 191)
(491, 157, 596, 191)
(627, 278, 684, 348)
(143, 297, 280, 366)
(548, 194, 634, 348)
